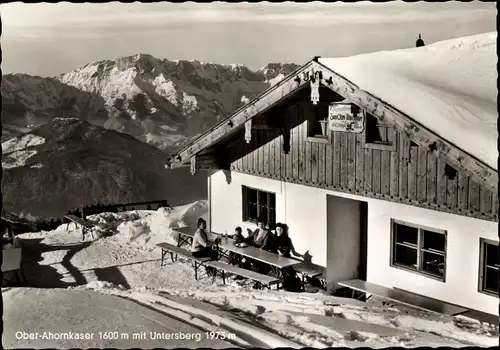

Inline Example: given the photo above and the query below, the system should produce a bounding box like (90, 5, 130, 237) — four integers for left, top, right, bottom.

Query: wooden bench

(156, 242, 212, 280)
(339, 279, 469, 316)
(64, 215, 95, 240)
(294, 264, 325, 290)
(204, 260, 280, 290)
(2, 248, 24, 285)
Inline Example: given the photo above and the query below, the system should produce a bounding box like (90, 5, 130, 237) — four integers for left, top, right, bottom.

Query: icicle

(190, 156, 196, 175)
(245, 119, 252, 143)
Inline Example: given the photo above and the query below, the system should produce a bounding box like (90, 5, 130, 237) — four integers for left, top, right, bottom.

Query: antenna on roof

(416, 34, 425, 48)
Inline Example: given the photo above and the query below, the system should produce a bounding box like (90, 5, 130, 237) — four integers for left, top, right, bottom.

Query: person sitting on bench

(261, 225, 278, 254)
(248, 219, 275, 274)
(233, 226, 246, 245)
(191, 218, 219, 260)
(275, 223, 303, 259)
(230, 226, 246, 267)
(247, 218, 270, 248)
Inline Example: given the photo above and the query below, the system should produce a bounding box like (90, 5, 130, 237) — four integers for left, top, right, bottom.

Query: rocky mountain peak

(3, 54, 300, 153)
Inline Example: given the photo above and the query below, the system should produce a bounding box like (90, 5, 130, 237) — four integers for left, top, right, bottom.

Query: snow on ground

(320, 32, 498, 170)
(153, 74, 179, 106)
(227, 63, 246, 70)
(2, 149, 38, 169)
(2, 287, 232, 349)
(10, 200, 498, 348)
(144, 132, 187, 150)
(181, 91, 199, 114)
(2, 134, 45, 153)
(159, 124, 180, 132)
(62, 66, 143, 107)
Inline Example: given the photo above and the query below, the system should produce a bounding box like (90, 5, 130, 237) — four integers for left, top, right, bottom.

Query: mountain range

(2, 54, 299, 154)
(1, 118, 209, 218)
(1, 55, 299, 218)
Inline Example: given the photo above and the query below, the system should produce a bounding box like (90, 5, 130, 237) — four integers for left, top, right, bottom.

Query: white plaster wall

(209, 171, 327, 265)
(209, 171, 285, 238)
(365, 200, 498, 314)
(209, 170, 498, 313)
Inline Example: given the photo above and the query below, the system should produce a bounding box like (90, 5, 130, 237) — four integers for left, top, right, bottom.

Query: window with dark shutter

(365, 113, 397, 151)
(306, 104, 330, 144)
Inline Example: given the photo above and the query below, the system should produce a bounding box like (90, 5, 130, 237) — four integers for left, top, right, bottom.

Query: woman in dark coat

(275, 223, 303, 259)
(274, 223, 303, 292)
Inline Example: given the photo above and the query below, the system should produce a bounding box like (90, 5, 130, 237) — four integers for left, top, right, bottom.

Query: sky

(0, 1, 496, 77)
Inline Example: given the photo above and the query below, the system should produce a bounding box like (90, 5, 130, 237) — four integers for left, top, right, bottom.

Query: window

(365, 113, 396, 151)
(306, 104, 329, 142)
(479, 239, 499, 297)
(242, 186, 276, 227)
(391, 220, 447, 281)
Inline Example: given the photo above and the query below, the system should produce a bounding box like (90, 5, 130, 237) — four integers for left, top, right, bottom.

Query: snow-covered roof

(319, 32, 498, 171)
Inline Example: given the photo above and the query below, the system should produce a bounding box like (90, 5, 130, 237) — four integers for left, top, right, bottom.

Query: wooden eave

(166, 59, 497, 193)
(165, 60, 315, 167)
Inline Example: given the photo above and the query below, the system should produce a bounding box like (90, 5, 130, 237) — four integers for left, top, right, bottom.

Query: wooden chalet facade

(167, 58, 498, 314)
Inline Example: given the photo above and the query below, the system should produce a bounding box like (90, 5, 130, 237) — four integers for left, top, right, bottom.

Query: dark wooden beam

(251, 125, 277, 131)
(236, 168, 498, 223)
(310, 61, 498, 193)
(166, 153, 223, 170)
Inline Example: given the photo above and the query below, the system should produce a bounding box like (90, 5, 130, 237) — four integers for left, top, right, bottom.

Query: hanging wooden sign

(328, 103, 365, 133)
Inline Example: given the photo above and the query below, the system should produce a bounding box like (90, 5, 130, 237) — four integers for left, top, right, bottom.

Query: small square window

(365, 113, 397, 151)
(242, 186, 276, 228)
(306, 104, 329, 141)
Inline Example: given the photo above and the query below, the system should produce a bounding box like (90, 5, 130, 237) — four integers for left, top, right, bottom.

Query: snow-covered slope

(320, 32, 497, 170)
(10, 201, 498, 348)
(2, 288, 232, 349)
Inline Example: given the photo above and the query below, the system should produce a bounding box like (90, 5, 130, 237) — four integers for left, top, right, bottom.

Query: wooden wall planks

(228, 98, 497, 222)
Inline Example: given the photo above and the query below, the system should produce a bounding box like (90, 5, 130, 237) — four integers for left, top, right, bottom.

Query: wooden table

(217, 237, 301, 278)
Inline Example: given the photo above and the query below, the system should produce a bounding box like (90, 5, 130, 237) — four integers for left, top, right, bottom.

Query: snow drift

(86, 200, 209, 250)
(320, 32, 498, 170)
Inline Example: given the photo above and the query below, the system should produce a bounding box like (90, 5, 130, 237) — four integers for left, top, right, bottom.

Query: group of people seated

(190, 217, 304, 291)
(232, 219, 303, 259)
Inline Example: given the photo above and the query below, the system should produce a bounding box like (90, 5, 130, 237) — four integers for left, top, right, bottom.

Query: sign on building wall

(328, 103, 365, 133)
